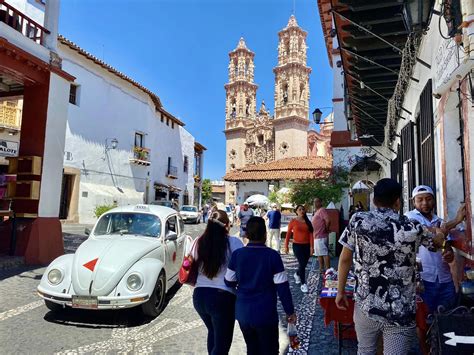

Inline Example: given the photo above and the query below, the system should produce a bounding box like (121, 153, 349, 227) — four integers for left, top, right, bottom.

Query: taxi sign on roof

(134, 204, 150, 212)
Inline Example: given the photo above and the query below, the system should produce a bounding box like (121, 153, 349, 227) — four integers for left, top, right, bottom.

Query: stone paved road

(0, 222, 356, 354)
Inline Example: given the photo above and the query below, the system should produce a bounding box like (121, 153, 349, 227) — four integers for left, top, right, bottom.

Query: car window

(181, 206, 197, 212)
(166, 216, 177, 235)
(94, 213, 161, 237)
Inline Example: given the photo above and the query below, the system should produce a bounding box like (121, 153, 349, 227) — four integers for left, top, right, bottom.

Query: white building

(57, 37, 203, 224)
(318, 0, 474, 265)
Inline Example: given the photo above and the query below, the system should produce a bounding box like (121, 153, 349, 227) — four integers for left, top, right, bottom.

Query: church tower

(273, 15, 311, 160)
(224, 38, 257, 203)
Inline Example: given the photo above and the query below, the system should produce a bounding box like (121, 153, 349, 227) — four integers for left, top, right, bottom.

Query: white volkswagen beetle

(37, 204, 189, 317)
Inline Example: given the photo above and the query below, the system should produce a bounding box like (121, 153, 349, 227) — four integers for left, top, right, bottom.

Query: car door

(176, 216, 187, 260)
(164, 215, 180, 281)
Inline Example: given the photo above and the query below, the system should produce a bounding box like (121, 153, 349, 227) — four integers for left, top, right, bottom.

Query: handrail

(0, 0, 50, 45)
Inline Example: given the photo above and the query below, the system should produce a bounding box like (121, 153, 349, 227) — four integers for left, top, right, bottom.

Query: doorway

(59, 174, 73, 220)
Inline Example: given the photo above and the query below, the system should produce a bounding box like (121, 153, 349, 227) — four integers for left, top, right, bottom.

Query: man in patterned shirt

(335, 178, 446, 354)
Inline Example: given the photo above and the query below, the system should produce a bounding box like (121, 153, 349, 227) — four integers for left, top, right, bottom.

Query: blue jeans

(239, 322, 279, 355)
(421, 280, 456, 314)
(193, 287, 236, 355)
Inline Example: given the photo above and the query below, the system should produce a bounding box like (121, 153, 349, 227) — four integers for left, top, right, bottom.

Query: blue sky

(59, 0, 333, 180)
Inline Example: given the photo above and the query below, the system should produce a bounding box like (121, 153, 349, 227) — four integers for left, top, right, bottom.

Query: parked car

(37, 204, 190, 317)
(179, 205, 201, 224)
(151, 200, 179, 211)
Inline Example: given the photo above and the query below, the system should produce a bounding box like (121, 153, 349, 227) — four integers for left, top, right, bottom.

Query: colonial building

(318, 0, 474, 267)
(0, 0, 74, 263)
(57, 36, 205, 224)
(224, 16, 332, 203)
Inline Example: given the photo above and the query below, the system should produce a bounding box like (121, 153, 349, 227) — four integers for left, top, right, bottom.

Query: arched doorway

(349, 159, 383, 211)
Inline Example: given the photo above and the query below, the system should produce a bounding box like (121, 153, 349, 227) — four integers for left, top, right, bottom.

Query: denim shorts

(421, 279, 456, 314)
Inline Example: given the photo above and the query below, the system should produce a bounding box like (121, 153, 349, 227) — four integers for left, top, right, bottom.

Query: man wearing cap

(238, 202, 254, 239)
(405, 185, 465, 314)
(265, 203, 282, 252)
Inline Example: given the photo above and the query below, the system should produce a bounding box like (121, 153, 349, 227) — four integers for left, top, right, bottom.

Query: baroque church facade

(224, 16, 332, 203)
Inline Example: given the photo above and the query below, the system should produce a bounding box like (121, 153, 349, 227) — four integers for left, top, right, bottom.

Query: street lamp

(402, 0, 434, 32)
(105, 137, 119, 153)
(312, 107, 333, 124)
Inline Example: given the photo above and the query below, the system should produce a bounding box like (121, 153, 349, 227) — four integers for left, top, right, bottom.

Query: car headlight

(47, 269, 63, 285)
(126, 273, 143, 291)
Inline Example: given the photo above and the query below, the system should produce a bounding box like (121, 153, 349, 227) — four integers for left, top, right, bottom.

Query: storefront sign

(434, 38, 473, 94)
(0, 139, 18, 157)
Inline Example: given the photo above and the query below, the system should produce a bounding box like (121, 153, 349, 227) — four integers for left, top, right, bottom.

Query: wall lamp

(105, 138, 119, 153)
(312, 107, 333, 124)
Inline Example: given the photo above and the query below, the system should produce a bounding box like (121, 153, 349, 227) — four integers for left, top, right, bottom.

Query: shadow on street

(42, 281, 182, 329)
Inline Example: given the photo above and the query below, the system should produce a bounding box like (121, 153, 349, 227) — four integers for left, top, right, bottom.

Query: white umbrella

(352, 181, 370, 191)
(245, 194, 269, 207)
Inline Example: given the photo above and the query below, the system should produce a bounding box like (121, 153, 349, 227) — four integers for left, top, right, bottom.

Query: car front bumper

(37, 286, 150, 310)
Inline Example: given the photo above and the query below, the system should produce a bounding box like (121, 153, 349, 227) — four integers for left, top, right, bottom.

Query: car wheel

(141, 272, 166, 317)
(45, 300, 63, 312)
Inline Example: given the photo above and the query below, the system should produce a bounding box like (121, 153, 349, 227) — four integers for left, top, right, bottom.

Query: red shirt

(312, 208, 329, 239)
(285, 219, 313, 249)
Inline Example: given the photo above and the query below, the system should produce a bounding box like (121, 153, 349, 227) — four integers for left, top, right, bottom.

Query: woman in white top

(192, 210, 243, 355)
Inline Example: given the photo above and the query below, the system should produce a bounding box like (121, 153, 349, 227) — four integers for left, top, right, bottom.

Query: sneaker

(294, 272, 301, 284)
(300, 284, 308, 293)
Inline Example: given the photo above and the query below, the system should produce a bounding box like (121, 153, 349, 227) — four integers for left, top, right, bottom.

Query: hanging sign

(0, 139, 19, 157)
(434, 38, 473, 95)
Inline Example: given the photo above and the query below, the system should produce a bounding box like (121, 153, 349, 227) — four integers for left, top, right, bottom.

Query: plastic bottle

(287, 322, 300, 350)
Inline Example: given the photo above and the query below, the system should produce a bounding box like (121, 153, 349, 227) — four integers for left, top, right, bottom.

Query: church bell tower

(224, 38, 258, 203)
(273, 15, 311, 159)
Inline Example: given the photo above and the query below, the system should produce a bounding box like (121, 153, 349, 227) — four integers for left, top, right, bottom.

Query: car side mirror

(85, 228, 91, 236)
(165, 231, 178, 241)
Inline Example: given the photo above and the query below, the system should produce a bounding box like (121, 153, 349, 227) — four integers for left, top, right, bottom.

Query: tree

(289, 167, 349, 207)
(202, 179, 212, 204)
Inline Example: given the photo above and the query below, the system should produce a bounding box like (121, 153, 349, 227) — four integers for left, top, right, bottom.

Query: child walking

(225, 216, 296, 355)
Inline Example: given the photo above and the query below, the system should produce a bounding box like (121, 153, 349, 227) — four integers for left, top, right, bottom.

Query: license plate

(72, 295, 98, 309)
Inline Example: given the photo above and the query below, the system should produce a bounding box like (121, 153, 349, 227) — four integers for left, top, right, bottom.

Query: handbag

(179, 237, 199, 286)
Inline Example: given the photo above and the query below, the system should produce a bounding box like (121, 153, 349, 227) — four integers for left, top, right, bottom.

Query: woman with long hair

(192, 210, 244, 355)
(284, 204, 314, 293)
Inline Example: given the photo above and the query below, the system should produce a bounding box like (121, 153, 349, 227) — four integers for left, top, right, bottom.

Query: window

(165, 216, 177, 234)
(161, 114, 164, 123)
(134, 132, 144, 148)
(258, 134, 264, 146)
(184, 155, 189, 173)
(172, 122, 175, 129)
(69, 84, 79, 105)
(166, 118, 170, 126)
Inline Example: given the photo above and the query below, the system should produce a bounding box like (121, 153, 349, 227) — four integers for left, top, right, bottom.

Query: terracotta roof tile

(224, 156, 332, 181)
(58, 35, 184, 127)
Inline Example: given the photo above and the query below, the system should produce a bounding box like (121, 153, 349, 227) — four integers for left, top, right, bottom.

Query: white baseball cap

(412, 185, 434, 198)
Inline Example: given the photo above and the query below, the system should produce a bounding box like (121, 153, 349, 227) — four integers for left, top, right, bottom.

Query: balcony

(167, 165, 178, 179)
(0, 101, 21, 133)
(0, 0, 50, 45)
(129, 146, 151, 166)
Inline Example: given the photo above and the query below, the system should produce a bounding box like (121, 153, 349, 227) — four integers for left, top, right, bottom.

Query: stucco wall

(38, 72, 70, 217)
(59, 44, 197, 223)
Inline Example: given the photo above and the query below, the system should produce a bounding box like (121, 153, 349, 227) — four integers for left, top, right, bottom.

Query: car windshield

(94, 213, 161, 237)
(181, 206, 197, 212)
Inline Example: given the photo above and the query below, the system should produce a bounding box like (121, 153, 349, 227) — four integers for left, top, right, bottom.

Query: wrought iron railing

(0, 0, 50, 45)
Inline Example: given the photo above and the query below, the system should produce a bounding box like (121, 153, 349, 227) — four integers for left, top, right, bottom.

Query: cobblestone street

(0, 223, 356, 354)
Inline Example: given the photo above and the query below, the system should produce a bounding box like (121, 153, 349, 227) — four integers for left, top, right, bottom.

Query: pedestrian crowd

(186, 178, 465, 354)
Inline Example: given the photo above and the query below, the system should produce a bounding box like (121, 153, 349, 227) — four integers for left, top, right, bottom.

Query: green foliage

(268, 190, 280, 204)
(94, 203, 117, 218)
(202, 178, 212, 204)
(289, 167, 349, 207)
